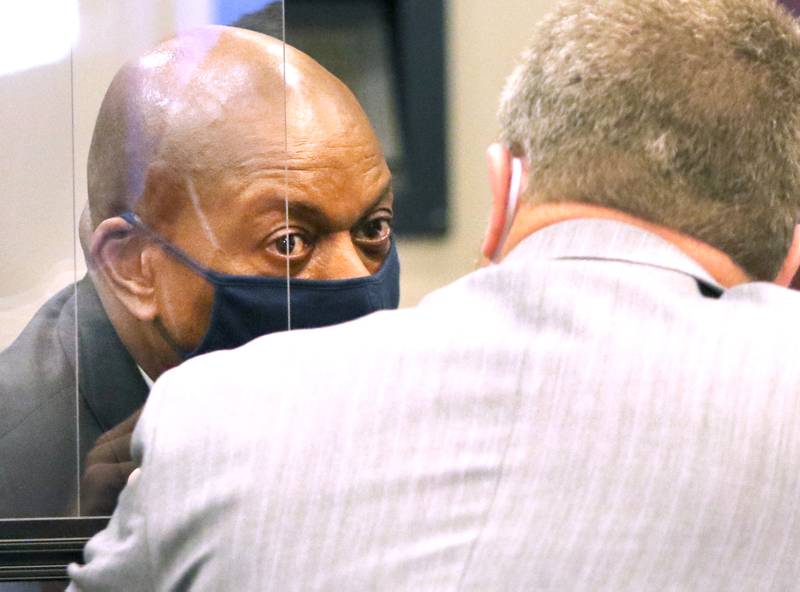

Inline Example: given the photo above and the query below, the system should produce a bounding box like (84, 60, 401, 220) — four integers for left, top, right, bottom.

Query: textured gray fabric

(69, 220, 800, 590)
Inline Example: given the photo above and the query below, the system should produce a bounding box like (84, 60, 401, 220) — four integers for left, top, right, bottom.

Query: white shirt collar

(137, 365, 154, 390)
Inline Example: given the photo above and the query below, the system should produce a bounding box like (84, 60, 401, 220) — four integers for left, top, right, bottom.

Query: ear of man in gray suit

(69, 1, 800, 590)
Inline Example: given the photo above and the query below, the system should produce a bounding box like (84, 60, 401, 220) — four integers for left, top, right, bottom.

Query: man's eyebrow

(251, 180, 393, 225)
(294, 180, 393, 217)
(361, 181, 394, 215)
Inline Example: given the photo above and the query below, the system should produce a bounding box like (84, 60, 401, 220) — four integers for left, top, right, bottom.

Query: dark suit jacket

(0, 277, 148, 518)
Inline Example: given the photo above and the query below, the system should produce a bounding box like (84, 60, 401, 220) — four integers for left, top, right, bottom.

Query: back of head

(499, 0, 800, 280)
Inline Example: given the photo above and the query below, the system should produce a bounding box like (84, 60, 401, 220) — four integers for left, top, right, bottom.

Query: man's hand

(79, 408, 142, 515)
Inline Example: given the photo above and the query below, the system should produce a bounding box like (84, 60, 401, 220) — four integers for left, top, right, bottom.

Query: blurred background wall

(399, 0, 557, 305)
(0, 0, 558, 347)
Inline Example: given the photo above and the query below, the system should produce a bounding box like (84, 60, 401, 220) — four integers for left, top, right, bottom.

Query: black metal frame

(388, 0, 448, 236)
(0, 518, 108, 582)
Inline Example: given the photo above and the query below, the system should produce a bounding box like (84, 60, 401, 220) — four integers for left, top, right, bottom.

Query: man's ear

(776, 224, 800, 288)
(90, 217, 158, 321)
(481, 143, 514, 260)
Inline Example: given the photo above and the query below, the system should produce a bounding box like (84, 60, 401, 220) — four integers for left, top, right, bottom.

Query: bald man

(0, 26, 399, 518)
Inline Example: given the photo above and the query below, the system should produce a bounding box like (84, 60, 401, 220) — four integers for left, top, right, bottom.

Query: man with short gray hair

(496, 0, 800, 282)
(70, 1, 800, 589)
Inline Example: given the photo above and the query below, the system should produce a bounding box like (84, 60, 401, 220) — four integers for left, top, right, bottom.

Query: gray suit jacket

(0, 277, 148, 518)
(69, 220, 800, 590)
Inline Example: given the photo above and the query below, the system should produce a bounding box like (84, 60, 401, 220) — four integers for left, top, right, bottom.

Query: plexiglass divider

(1, 0, 412, 581)
(0, 0, 287, 582)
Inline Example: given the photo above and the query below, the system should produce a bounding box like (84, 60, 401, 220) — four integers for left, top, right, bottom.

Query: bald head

(86, 27, 392, 378)
(87, 26, 374, 230)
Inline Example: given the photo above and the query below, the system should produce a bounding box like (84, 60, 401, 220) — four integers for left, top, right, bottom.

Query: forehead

(143, 46, 392, 232)
(184, 104, 391, 232)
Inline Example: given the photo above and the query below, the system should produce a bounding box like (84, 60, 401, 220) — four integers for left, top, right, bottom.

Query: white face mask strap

(492, 157, 523, 263)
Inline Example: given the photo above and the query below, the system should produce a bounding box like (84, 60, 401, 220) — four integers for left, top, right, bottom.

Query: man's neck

(502, 201, 750, 288)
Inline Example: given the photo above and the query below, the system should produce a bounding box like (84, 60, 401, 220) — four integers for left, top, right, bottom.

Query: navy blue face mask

(120, 212, 400, 359)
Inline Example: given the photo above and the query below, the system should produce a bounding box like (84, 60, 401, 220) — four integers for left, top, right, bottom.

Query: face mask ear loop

(119, 211, 214, 280)
(492, 157, 523, 263)
(119, 212, 206, 361)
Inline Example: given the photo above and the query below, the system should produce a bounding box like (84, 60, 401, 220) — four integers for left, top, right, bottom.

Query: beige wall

(398, 0, 557, 306)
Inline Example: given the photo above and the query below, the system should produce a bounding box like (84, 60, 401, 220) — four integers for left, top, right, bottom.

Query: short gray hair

(499, 0, 800, 280)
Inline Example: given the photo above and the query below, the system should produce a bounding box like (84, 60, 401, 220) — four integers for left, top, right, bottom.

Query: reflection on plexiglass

(1, 0, 290, 522)
(0, 0, 402, 526)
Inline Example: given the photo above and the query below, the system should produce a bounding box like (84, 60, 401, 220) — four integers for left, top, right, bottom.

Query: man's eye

(355, 218, 392, 243)
(269, 232, 310, 257)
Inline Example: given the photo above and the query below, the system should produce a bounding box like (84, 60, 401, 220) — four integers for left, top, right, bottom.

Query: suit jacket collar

(506, 219, 726, 296)
(57, 276, 148, 432)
